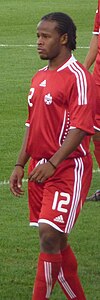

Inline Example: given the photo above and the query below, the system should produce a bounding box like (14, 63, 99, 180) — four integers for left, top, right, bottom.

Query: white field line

(0, 169, 100, 186)
(0, 44, 89, 49)
(0, 44, 36, 47)
(0, 178, 28, 186)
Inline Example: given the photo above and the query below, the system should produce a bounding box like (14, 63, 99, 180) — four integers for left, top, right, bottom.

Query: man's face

(37, 20, 63, 60)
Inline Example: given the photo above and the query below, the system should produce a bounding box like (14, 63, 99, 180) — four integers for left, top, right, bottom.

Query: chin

(39, 54, 48, 60)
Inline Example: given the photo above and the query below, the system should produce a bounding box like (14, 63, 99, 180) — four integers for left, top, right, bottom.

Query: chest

(28, 71, 72, 109)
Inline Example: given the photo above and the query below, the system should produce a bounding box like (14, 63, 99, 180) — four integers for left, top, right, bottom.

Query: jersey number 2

(28, 88, 35, 107)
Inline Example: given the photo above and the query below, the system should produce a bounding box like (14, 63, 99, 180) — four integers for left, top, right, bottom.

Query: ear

(60, 33, 68, 45)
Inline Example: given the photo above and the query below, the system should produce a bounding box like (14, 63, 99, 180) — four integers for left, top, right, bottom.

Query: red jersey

(93, 0, 100, 84)
(26, 55, 95, 160)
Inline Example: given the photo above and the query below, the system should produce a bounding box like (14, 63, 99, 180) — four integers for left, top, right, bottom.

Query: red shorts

(28, 155, 92, 234)
(94, 84, 100, 131)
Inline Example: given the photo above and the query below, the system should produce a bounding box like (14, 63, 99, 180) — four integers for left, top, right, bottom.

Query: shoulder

(72, 59, 93, 80)
(66, 57, 91, 83)
(31, 65, 48, 82)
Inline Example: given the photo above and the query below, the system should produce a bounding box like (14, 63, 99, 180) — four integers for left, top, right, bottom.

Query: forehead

(37, 20, 58, 34)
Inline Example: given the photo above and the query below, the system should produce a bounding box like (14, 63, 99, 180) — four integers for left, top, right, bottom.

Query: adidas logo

(39, 79, 46, 87)
(54, 215, 64, 223)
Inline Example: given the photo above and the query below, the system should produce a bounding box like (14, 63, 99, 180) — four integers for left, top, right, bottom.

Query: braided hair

(41, 12, 76, 51)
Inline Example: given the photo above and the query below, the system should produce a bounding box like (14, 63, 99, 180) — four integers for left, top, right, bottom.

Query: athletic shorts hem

(38, 219, 64, 233)
(30, 222, 39, 227)
(94, 126, 100, 131)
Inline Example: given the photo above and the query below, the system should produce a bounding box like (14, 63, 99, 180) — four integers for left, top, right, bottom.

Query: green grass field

(0, 0, 100, 299)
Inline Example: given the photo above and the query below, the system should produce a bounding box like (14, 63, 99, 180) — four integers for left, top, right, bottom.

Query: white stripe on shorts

(65, 158, 84, 234)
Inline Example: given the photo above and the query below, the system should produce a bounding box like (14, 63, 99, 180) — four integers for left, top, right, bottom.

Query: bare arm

(28, 128, 86, 183)
(49, 128, 86, 166)
(15, 126, 30, 167)
(10, 126, 30, 196)
(84, 34, 98, 70)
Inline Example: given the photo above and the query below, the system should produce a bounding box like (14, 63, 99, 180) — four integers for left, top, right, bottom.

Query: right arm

(84, 34, 98, 70)
(10, 126, 30, 197)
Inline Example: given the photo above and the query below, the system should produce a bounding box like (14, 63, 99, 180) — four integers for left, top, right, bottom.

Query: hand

(28, 161, 56, 183)
(10, 166, 24, 197)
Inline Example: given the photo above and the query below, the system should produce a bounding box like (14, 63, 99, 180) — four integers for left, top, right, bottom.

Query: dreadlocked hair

(41, 12, 76, 51)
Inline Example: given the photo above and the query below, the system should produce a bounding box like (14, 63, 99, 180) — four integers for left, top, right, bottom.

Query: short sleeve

(93, 7, 99, 34)
(68, 73, 96, 135)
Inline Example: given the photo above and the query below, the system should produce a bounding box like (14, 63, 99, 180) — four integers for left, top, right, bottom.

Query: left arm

(84, 34, 98, 70)
(48, 128, 86, 166)
(28, 128, 86, 183)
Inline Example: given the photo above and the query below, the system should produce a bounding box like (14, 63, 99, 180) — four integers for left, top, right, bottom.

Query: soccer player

(10, 12, 96, 300)
(84, 0, 100, 200)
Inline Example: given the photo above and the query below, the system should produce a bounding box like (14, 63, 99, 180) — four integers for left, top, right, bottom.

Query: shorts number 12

(52, 191, 70, 213)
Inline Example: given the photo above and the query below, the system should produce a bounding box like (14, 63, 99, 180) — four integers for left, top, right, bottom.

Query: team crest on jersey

(44, 93, 52, 105)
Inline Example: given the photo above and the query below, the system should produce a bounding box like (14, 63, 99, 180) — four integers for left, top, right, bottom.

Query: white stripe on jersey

(65, 158, 84, 234)
(39, 65, 48, 71)
(68, 62, 87, 105)
(57, 55, 87, 106)
(59, 110, 66, 146)
(58, 268, 76, 299)
(57, 54, 77, 71)
(44, 261, 52, 298)
(74, 61, 87, 104)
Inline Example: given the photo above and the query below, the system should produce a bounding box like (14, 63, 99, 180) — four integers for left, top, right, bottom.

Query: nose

(37, 36, 43, 45)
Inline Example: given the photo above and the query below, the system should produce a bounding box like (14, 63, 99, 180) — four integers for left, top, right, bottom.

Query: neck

(48, 50, 71, 70)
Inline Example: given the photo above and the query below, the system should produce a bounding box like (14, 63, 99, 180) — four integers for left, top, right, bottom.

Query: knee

(41, 232, 57, 252)
(39, 224, 61, 253)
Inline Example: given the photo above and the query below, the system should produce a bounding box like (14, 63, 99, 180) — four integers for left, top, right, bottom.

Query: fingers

(10, 179, 24, 197)
(10, 188, 24, 197)
(28, 168, 46, 183)
(10, 184, 24, 197)
(28, 162, 55, 183)
(28, 173, 45, 183)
